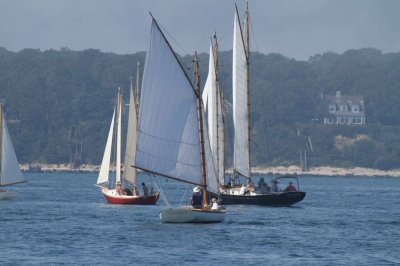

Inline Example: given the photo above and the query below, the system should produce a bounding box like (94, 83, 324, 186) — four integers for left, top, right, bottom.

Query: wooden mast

(135, 62, 140, 118)
(213, 34, 221, 185)
(245, 0, 252, 178)
(194, 51, 208, 208)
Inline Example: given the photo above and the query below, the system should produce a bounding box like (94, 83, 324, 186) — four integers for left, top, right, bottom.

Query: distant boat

(96, 88, 159, 205)
(218, 2, 306, 206)
(0, 102, 27, 200)
(133, 14, 226, 223)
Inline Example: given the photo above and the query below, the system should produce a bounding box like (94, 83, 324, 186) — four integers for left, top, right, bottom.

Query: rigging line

(249, 14, 260, 53)
(156, 19, 191, 58)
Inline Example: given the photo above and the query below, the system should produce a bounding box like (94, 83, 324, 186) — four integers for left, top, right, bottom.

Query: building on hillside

(323, 91, 365, 125)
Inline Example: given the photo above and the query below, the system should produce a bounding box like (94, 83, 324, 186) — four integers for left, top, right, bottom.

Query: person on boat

(271, 179, 279, 192)
(211, 198, 219, 211)
(142, 182, 149, 196)
(258, 177, 267, 187)
(116, 182, 123, 195)
(284, 181, 297, 192)
(191, 186, 202, 209)
(239, 184, 248, 195)
(258, 177, 270, 193)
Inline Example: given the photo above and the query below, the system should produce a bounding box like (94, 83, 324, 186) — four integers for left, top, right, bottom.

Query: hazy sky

(0, 0, 399, 60)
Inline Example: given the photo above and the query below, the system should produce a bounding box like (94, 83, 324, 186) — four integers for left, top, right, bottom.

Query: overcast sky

(0, 0, 399, 60)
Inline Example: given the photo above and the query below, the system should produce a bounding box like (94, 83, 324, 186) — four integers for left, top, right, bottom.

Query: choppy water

(1, 173, 399, 265)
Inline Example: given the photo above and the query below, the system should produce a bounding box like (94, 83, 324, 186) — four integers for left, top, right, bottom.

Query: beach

(20, 163, 400, 177)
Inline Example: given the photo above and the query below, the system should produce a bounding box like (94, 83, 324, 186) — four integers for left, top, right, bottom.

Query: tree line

(0, 47, 399, 169)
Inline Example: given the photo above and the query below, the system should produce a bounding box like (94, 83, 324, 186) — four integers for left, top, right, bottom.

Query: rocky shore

(20, 163, 400, 177)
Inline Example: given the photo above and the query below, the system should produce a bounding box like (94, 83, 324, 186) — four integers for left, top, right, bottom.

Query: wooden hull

(160, 206, 226, 223)
(0, 190, 16, 200)
(218, 191, 306, 206)
(101, 188, 160, 205)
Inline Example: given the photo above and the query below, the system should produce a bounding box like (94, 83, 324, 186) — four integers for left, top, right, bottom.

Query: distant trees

(1, 47, 400, 169)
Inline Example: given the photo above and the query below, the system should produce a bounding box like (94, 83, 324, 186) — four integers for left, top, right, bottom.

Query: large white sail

(232, 8, 250, 178)
(1, 113, 26, 186)
(122, 86, 137, 185)
(203, 42, 225, 185)
(96, 110, 115, 185)
(134, 19, 218, 193)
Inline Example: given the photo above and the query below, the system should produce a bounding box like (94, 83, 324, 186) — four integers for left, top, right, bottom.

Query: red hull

(103, 191, 160, 205)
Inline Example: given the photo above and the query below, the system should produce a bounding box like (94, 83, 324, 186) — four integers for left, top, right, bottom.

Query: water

(1, 173, 400, 265)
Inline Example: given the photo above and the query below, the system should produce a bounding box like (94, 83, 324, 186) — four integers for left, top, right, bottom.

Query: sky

(0, 0, 399, 60)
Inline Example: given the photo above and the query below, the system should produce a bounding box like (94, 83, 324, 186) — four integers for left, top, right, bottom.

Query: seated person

(211, 198, 219, 211)
(115, 182, 123, 195)
(284, 181, 297, 192)
(191, 186, 202, 208)
(239, 184, 248, 195)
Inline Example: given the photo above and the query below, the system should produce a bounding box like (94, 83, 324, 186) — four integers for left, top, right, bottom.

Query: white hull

(0, 190, 16, 200)
(160, 206, 226, 223)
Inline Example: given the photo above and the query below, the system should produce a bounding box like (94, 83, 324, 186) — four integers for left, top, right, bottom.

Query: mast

(220, 90, 226, 184)
(115, 88, 122, 184)
(245, 0, 251, 176)
(194, 51, 208, 208)
(213, 35, 221, 185)
(135, 62, 140, 117)
(0, 103, 3, 177)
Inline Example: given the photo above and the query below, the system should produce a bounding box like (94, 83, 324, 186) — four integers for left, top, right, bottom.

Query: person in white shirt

(239, 184, 248, 195)
(211, 198, 219, 210)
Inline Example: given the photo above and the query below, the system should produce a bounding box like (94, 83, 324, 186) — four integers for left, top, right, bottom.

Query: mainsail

(96, 110, 115, 185)
(203, 41, 225, 185)
(0, 111, 26, 186)
(232, 6, 250, 178)
(134, 18, 219, 194)
(122, 85, 137, 186)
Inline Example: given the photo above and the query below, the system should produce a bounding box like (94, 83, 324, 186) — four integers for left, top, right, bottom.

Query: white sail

(122, 86, 137, 185)
(116, 92, 122, 184)
(135, 19, 218, 193)
(203, 42, 225, 185)
(232, 8, 250, 178)
(1, 113, 26, 186)
(96, 110, 115, 185)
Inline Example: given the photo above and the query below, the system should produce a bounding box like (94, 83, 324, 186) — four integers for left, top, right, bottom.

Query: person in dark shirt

(191, 186, 202, 209)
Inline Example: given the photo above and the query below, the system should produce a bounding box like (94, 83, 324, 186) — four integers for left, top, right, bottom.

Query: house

(323, 91, 365, 125)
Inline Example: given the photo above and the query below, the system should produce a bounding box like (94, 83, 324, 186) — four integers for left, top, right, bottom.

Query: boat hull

(102, 188, 160, 205)
(160, 207, 226, 223)
(219, 191, 306, 206)
(0, 190, 16, 200)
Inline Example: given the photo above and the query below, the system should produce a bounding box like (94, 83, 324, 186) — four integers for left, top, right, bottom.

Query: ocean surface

(1, 172, 399, 265)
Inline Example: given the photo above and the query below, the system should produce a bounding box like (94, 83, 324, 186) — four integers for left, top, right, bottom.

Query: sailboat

(218, 2, 306, 206)
(0, 102, 27, 200)
(133, 14, 226, 223)
(96, 87, 159, 205)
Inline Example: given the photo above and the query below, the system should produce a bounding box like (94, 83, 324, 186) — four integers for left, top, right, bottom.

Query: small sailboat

(96, 87, 159, 205)
(218, 2, 306, 206)
(0, 102, 27, 200)
(133, 15, 226, 223)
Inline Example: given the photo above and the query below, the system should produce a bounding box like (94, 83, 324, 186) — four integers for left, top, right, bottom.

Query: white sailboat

(219, 2, 306, 206)
(0, 103, 27, 200)
(96, 88, 159, 205)
(133, 15, 225, 223)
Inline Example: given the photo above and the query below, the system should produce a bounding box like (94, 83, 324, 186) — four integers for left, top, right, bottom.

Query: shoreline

(20, 163, 400, 178)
